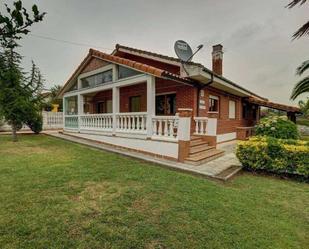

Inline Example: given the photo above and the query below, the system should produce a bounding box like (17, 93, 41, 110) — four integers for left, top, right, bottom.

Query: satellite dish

(174, 40, 193, 62)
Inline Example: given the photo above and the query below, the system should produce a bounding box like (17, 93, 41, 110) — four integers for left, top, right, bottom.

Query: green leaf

(32, 5, 39, 15)
(14, 1, 22, 11)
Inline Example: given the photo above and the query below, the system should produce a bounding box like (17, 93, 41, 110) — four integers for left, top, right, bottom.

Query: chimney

(212, 44, 223, 75)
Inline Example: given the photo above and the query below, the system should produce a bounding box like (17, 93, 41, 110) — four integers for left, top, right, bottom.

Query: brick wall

(198, 86, 258, 134)
(81, 58, 110, 74)
(120, 83, 147, 112)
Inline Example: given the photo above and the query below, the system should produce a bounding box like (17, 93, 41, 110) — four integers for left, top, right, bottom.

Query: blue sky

(2, 0, 309, 104)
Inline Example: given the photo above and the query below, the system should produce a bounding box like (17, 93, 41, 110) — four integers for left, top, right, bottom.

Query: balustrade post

(177, 108, 193, 162)
(146, 76, 155, 138)
(112, 87, 119, 135)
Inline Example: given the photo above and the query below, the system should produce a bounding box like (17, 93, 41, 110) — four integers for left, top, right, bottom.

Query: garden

(237, 115, 309, 180)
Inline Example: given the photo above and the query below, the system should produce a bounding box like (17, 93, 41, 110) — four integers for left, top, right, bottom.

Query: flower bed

(236, 136, 309, 178)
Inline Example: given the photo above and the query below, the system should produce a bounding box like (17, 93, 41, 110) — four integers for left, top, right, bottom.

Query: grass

(0, 135, 308, 249)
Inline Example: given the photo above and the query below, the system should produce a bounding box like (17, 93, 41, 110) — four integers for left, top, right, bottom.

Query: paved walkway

(44, 131, 242, 180)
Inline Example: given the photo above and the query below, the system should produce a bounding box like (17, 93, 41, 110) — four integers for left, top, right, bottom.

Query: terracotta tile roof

(248, 97, 301, 113)
(115, 44, 203, 67)
(115, 44, 267, 101)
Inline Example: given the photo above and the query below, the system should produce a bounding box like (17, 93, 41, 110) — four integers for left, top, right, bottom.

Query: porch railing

(116, 112, 147, 134)
(64, 115, 79, 129)
(152, 116, 179, 140)
(43, 111, 63, 129)
(80, 114, 113, 131)
(194, 117, 208, 135)
(64, 114, 181, 141)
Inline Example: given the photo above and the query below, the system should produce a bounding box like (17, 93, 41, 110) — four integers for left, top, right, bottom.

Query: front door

(156, 94, 176, 115)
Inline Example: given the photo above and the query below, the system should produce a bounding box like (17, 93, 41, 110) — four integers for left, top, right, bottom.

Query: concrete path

(44, 131, 242, 181)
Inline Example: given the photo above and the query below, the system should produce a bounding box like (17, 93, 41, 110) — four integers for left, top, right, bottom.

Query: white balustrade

(80, 114, 113, 131)
(116, 112, 147, 134)
(64, 115, 79, 129)
(152, 116, 179, 140)
(194, 117, 208, 135)
(43, 111, 63, 129)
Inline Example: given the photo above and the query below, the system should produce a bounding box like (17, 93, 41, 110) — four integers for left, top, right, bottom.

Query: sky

(2, 0, 309, 105)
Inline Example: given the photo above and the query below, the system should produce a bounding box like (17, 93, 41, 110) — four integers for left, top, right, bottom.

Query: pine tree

(0, 1, 45, 141)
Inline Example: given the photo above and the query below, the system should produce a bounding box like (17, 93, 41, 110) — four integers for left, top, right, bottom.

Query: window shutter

(229, 100, 236, 119)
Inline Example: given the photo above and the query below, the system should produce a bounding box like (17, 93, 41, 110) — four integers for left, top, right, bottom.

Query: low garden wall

(0, 112, 63, 132)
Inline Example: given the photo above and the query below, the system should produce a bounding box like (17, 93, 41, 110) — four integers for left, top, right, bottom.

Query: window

(65, 96, 78, 115)
(118, 66, 142, 79)
(242, 103, 247, 119)
(96, 100, 113, 113)
(129, 96, 141, 112)
(229, 100, 236, 119)
(156, 94, 176, 115)
(81, 70, 112, 89)
(209, 95, 219, 112)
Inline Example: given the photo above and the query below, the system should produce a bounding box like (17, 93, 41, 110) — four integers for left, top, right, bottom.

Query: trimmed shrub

(236, 136, 309, 178)
(27, 113, 43, 134)
(255, 116, 299, 139)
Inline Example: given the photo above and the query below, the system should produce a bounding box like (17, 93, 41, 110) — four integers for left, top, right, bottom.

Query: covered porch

(63, 74, 215, 143)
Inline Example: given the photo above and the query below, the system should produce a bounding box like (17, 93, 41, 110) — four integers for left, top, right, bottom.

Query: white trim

(209, 95, 219, 100)
(78, 64, 114, 80)
(64, 74, 148, 97)
(217, 132, 236, 143)
(155, 91, 176, 96)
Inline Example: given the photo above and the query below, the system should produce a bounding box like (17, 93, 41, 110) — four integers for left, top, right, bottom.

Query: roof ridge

(115, 44, 204, 67)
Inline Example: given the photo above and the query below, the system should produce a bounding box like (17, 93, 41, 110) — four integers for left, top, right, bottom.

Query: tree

(291, 60, 309, 100)
(0, 49, 44, 140)
(0, 1, 45, 141)
(287, 0, 309, 100)
(286, 0, 309, 39)
(298, 97, 309, 117)
(0, 1, 45, 48)
(50, 84, 63, 111)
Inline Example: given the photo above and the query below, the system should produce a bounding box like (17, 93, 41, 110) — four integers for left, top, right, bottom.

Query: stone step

(189, 145, 215, 155)
(185, 149, 224, 165)
(215, 166, 242, 181)
(190, 136, 203, 141)
(190, 139, 208, 147)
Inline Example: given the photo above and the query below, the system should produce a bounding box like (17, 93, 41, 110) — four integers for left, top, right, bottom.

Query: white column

(112, 87, 120, 135)
(77, 94, 83, 132)
(63, 97, 66, 130)
(146, 76, 156, 138)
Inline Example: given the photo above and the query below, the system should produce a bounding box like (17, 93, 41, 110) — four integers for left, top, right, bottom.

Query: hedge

(236, 136, 309, 178)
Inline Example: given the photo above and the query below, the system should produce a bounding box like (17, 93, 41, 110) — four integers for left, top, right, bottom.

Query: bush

(236, 136, 309, 178)
(255, 116, 299, 139)
(27, 113, 43, 134)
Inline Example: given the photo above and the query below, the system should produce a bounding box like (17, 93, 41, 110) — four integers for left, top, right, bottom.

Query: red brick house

(58, 44, 300, 164)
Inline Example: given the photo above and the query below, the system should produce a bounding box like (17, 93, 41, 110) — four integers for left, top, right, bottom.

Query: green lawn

(0, 135, 308, 249)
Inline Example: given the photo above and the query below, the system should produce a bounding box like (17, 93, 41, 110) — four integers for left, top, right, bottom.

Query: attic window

(81, 70, 112, 88)
(118, 66, 142, 79)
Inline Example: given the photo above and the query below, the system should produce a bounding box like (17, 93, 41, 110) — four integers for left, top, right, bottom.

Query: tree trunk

(12, 124, 18, 142)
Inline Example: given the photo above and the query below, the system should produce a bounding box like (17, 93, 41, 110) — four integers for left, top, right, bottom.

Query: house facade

(58, 44, 300, 164)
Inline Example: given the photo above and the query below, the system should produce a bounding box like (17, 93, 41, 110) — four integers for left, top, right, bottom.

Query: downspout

(196, 72, 214, 117)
